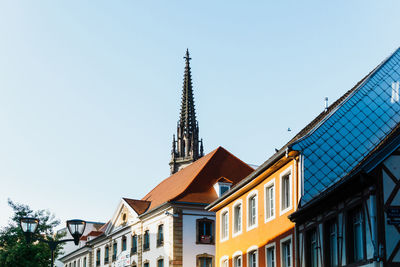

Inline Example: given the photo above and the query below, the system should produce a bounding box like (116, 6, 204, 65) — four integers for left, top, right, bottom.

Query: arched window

(104, 245, 109, 264)
(196, 254, 214, 267)
(122, 236, 127, 251)
(131, 234, 137, 254)
(96, 249, 101, 266)
(143, 230, 150, 250)
(157, 224, 164, 247)
(112, 242, 117, 261)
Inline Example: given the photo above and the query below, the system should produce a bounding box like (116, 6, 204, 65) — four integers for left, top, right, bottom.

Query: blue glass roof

(291, 48, 400, 205)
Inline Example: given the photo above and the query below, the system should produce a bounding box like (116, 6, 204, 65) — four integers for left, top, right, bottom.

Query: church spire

(170, 49, 204, 174)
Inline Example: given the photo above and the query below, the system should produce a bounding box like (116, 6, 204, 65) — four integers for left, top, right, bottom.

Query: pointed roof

(208, 47, 400, 210)
(179, 49, 197, 133)
(142, 146, 254, 212)
(122, 198, 151, 215)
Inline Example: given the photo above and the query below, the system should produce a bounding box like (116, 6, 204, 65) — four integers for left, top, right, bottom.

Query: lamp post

(20, 217, 86, 267)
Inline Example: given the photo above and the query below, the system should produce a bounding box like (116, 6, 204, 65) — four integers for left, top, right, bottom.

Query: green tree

(0, 199, 65, 267)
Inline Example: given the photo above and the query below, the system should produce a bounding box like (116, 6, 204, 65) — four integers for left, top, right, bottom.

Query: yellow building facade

(207, 150, 300, 267)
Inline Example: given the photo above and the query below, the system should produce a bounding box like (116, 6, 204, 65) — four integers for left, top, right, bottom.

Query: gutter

(206, 148, 288, 211)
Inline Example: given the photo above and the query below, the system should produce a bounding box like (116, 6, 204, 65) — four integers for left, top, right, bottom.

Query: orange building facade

(207, 150, 300, 267)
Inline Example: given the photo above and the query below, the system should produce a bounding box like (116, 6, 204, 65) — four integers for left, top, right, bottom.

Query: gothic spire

(179, 49, 197, 134)
(170, 49, 204, 174)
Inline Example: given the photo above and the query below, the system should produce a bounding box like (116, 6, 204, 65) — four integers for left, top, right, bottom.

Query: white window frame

(220, 255, 229, 267)
(233, 251, 243, 267)
(280, 235, 293, 267)
(232, 199, 243, 237)
(247, 246, 259, 267)
(264, 179, 276, 223)
(220, 207, 229, 242)
(246, 190, 258, 231)
(279, 166, 293, 216)
(265, 242, 276, 267)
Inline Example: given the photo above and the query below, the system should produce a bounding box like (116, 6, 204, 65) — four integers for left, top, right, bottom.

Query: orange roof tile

(98, 221, 109, 232)
(123, 198, 151, 215)
(216, 177, 233, 183)
(141, 146, 253, 212)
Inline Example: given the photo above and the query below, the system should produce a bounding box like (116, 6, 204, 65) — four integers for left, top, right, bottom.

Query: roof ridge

(142, 147, 220, 202)
(169, 147, 231, 202)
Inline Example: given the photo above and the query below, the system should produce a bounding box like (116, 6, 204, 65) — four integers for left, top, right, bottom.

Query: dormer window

(220, 185, 230, 196)
(214, 177, 233, 197)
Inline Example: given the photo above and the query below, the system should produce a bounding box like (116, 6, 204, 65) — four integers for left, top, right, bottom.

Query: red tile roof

(217, 177, 233, 183)
(123, 198, 151, 215)
(141, 146, 253, 212)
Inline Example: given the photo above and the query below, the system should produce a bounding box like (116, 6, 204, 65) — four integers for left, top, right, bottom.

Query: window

(306, 228, 318, 267)
(144, 262, 149, 267)
(233, 202, 242, 235)
(122, 236, 127, 251)
(157, 224, 164, 247)
(112, 242, 117, 261)
(280, 170, 292, 213)
(281, 237, 292, 267)
(78, 260, 80, 267)
(248, 249, 258, 267)
(143, 230, 150, 250)
(264, 180, 275, 221)
(221, 259, 229, 267)
(234, 255, 242, 267)
(83, 257, 86, 267)
(96, 249, 100, 266)
(220, 185, 230, 196)
(104, 245, 109, 264)
(73, 261, 76, 267)
(197, 218, 214, 244)
(347, 206, 365, 263)
(247, 191, 258, 230)
(157, 259, 164, 267)
(221, 210, 229, 240)
(131, 234, 138, 254)
(325, 219, 338, 267)
(199, 257, 212, 267)
(266, 244, 275, 267)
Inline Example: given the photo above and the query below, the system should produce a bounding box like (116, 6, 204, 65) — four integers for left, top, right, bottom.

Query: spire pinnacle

(170, 49, 204, 174)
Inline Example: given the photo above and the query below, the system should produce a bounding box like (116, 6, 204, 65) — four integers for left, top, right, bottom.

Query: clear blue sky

(1, 1, 399, 227)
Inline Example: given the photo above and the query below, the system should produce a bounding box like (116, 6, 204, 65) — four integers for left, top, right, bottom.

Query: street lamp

(19, 217, 86, 267)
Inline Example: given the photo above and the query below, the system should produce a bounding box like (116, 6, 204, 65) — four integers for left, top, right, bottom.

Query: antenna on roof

(324, 97, 329, 112)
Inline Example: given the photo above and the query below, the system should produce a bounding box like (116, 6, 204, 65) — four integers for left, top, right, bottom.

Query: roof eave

(207, 148, 292, 211)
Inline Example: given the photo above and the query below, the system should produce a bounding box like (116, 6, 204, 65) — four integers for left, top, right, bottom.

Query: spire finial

(184, 48, 191, 62)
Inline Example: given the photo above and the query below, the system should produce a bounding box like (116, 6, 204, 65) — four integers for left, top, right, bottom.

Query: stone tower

(169, 49, 204, 174)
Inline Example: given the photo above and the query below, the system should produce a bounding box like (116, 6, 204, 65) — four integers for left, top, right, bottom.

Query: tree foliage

(0, 199, 65, 267)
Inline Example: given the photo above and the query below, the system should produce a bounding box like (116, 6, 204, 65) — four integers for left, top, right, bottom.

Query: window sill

(246, 223, 258, 232)
(265, 215, 275, 223)
(196, 241, 215, 245)
(232, 230, 242, 238)
(279, 206, 292, 216)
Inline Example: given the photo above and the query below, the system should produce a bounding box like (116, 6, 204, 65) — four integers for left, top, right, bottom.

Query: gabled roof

(216, 177, 233, 183)
(290, 123, 400, 221)
(122, 198, 151, 215)
(142, 146, 254, 212)
(208, 47, 398, 210)
(291, 47, 400, 204)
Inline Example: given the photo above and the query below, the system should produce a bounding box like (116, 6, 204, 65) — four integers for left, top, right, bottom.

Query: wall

(182, 209, 215, 267)
(215, 159, 298, 267)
